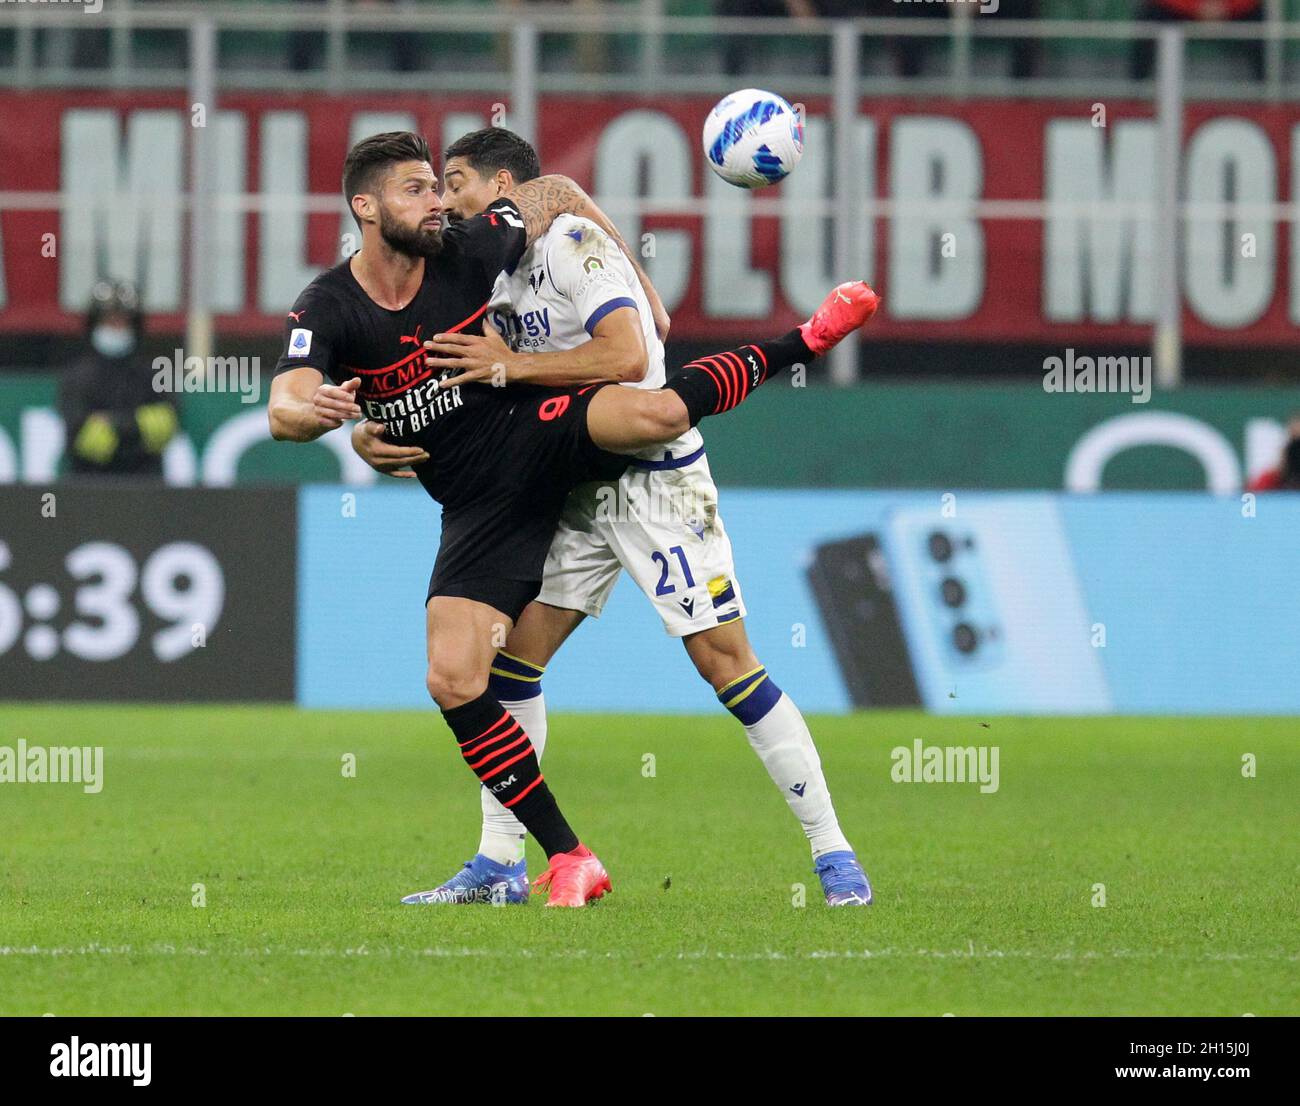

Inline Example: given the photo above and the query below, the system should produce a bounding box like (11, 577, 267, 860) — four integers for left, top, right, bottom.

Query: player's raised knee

(638, 391, 689, 444)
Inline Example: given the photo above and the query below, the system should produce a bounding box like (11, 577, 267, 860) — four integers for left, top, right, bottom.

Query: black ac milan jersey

(273, 199, 532, 507)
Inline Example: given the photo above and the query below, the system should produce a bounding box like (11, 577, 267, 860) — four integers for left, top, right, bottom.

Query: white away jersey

(486, 214, 701, 462)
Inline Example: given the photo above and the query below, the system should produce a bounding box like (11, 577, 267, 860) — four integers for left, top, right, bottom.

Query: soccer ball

(702, 88, 804, 189)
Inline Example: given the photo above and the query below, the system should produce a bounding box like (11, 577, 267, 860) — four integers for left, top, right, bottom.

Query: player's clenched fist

(313, 376, 363, 429)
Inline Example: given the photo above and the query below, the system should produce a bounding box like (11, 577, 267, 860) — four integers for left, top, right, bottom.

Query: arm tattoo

(509, 177, 668, 335)
(508, 174, 590, 247)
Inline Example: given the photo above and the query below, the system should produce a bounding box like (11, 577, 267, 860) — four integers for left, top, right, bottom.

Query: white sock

(477, 691, 548, 866)
(732, 688, 851, 859)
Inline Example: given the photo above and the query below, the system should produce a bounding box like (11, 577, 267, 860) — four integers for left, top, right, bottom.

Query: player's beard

(378, 205, 444, 259)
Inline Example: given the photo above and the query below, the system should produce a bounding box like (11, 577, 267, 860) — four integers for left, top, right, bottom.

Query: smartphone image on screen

(883, 499, 1113, 714)
(805, 533, 922, 709)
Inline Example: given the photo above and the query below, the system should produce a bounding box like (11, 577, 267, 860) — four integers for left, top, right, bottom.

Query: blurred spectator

(1247, 413, 1300, 491)
(503, 0, 608, 72)
(716, 0, 859, 76)
(287, 4, 326, 73)
(996, 0, 1042, 80)
(59, 281, 177, 480)
(715, 0, 948, 79)
(289, 0, 422, 75)
(1130, 1, 1264, 81)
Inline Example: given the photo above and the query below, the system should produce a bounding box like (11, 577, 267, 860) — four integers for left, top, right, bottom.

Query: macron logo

(789, 782, 807, 797)
(50, 1038, 151, 1087)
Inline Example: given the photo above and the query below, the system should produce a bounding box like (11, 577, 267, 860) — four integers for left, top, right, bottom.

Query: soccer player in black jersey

(268, 131, 877, 906)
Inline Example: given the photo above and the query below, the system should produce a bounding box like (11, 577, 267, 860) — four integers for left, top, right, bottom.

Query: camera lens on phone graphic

(953, 622, 979, 655)
(927, 531, 953, 563)
(940, 576, 966, 608)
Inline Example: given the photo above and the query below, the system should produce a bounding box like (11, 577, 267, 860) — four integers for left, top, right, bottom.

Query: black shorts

(426, 386, 627, 622)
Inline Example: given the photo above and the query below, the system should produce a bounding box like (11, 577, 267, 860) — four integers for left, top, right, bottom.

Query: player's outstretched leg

(411, 650, 552, 904)
(585, 281, 879, 454)
(463, 603, 585, 900)
(684, 620, 873, 907)
(665, 281, 879, 426)
(403, 596, 610, 908)
(434, 691, 608, 909)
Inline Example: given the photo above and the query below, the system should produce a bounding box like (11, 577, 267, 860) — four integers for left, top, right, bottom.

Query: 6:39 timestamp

(0, 539, 224, 663)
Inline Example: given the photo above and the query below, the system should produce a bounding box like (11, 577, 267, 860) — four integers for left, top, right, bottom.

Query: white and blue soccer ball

(702, 88, 804, 189)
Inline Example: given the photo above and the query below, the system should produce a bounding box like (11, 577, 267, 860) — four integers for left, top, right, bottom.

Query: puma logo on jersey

(399, 324, 424, 348)
(287, 310, 304, 322)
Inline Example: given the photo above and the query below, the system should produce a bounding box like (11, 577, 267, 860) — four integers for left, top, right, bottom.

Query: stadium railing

(8, 1, 1300, 97)
(6, 3, 1300, 384)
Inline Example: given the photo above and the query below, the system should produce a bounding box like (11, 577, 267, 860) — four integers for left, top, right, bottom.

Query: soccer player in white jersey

(353, 128, 874, 907)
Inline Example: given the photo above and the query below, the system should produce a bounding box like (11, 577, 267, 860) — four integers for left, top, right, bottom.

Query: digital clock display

(0, 486, 295, 701)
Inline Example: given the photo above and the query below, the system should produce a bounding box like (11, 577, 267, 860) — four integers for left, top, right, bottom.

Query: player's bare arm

(629, 254, 671, 341)
(425, 306, 647, 390)
(268, 366, 362, 442)
(351, 420, 431, 478)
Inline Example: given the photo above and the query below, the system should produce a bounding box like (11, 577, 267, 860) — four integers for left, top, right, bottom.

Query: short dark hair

(443, 127, 541, 187)
(342, 131, 433, 226)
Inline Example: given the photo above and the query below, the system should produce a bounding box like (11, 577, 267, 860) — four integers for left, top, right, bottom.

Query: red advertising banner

(1, 91, 1297, 345)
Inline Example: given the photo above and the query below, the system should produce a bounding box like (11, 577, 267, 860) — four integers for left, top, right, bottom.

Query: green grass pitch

(0, 706, 1296, 1016)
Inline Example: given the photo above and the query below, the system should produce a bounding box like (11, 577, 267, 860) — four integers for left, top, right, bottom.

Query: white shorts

(536, 452, 747, 637)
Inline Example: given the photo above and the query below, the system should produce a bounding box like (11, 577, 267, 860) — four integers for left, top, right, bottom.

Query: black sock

(441, 691, 579, 858)
(664, 329, 812, 427)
